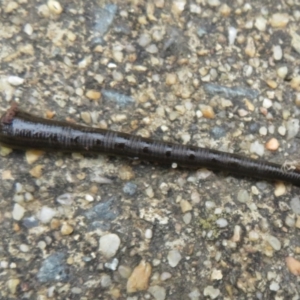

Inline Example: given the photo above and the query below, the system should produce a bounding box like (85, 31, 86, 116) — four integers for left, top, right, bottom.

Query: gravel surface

(1, 0, 300, 299)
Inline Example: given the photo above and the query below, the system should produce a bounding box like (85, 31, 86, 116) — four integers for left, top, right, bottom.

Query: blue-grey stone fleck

(248, 122, 260, 134)
(84, 197, 119, 221)
(211, 126, 226, 139)
(123, 182, 137, 196)
(23, 216, 39, 228)
(204, 83, 259, 100)
(37, 252, 69, 283)
(102, 89, 134, 106)
(88, 221, 111, 232)
(93, 4, 117, 37)
(197, 27, 208, 38)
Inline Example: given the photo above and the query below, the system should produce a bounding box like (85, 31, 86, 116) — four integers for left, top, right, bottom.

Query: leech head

(0, 102, 18, 124)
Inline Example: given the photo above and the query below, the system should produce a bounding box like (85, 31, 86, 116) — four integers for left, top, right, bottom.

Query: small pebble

(290, 197, 300, 214)
(165, 73, 177, 85)
(145, 228, 153, 239)
(160, 272, 172, 281)
(216, 218, 228, 228)
(269, 281, 280, 291)
(127, 260, 152, 293)
(285, 215, 295, 228)
(86, 90, 101, 101)
(146, 44, 158, 54)
(269, 13, 289, 28)
(290, 77, 300, 91)
(183, 212, 192, 224)
(118, 265, 132, 279)
(267, 235, 281, 251)
(8, 76, 24, 86)
(263, 98, 272, 109)
(100, 274, 112, 288)
(81, 112, 91, 124)
(278, 126, 286, 136)
(56, 193, 74, 206)
(200, 105, 215, 119)
(207, 0, 220, 7)
(274, 182, 286, 197)
(277, 66, 288, 79)
(245, 37, 256, 57)
(255, 16, 267, 31)
(24, 23, 33, 35)
(287, 119, 299, 139)
(38, 206, 56, 223)
(99, 233, 121, 258)
(265, 138, 279, 151)
(12, 203, 25, 221)
(203, 286, 220, 299)
(167, 249, 182, 267)
(286, 256, 300, 276)
(273, 45, 282, 60)
(25, 150, 44, 164)
(180, 200, 192, 213)
(47, 0, 63, 14)
(138, 33, 151, 47)
(20, 244, 30, 252)
(250, 141, 264, 156)
(148, 285, 166, 300)
(210, 269, 223, 281)
(7, 279, 20, 295)
(228, 26, 237, 45)
(61, 223, 74, 235)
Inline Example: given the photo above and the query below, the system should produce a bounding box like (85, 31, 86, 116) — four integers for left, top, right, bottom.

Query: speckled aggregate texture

(1, 0, 300, 299)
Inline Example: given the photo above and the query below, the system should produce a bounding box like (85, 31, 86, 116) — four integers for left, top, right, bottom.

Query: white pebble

(38, 206, 56, 223)
(167, 249, 182, 267)
(138, 33, 151, 47)
(263, 98, 272, 109)
(85, 194, 94, 202)
(259, 126, 267, 136)
(24, 23, 33, 35)
(250, 141, 264, 156)
(269, 281, 280, 291)
(145, 228, 153, 239)
(8, 76, 24, 86)
(273, 45, 282, 60)
(277, 66, 288, 78)
(183, 212, 192, 224)
(19, 244, 30, 252)
(205, 201, 216, 209)
(228, 26, 237, 45)
(160, 272, 172, 281)
(278, 126, 286, 136)
(146, 44, 158, 54)
(255, 16, 267, 31)
(12, 203, 26, 221)
(99, 233, 121, 258)
(216, 218, 228, 228)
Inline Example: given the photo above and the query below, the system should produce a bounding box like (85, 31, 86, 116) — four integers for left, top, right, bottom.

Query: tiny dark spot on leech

(143, 147, 149, 153)
(117, 143, 125, 149)
(166, 150, 171, 157)
(189, 153, 195, 160)
(96, 139, 102, 145)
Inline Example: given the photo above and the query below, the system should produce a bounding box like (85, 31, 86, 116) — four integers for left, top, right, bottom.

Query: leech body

(1, 105, 300, 186)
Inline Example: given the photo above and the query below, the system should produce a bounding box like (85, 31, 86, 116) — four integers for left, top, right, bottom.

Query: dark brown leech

(1, 105, 300, 186)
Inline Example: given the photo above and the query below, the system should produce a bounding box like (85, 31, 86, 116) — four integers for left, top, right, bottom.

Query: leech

(1, 104, 300, 186)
